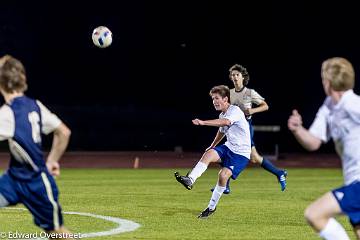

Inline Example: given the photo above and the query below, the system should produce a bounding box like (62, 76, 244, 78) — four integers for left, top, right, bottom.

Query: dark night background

(0, 1, 359, 153)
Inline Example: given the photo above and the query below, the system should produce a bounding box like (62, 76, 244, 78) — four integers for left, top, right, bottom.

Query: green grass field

(0, 168, 356, 239)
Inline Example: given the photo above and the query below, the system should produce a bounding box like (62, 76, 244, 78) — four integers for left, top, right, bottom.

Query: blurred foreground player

(288, 57, 360, 240)
(0, 55, 73, 238)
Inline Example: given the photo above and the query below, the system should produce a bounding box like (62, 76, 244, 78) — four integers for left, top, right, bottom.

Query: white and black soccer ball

(92, 26, 112, 48)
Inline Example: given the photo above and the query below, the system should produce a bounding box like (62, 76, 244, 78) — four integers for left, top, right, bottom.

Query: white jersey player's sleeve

(0, 105, 15, 140)
(250, 89, 265, 105)
(345, 93, 360, 124)
(224, 106, 242, 124)
(36, 100, 62, 135)
(309, 104, 330, 143)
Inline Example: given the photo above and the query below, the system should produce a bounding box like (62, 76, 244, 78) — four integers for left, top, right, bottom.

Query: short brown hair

(229, 64, 250, 86)
(321, 57, 355, 91)
(209, 85, 230, 103)
(0, 55, 28, 93)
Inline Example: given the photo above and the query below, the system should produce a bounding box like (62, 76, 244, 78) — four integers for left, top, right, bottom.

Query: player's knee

(304, 205, 317, 224)
(249, 157, 259, 164)
(218, 171, 231, 185)
(218, 171, 226, 180)
(250, 154, 262, 164)
(200, 149, 218, 164)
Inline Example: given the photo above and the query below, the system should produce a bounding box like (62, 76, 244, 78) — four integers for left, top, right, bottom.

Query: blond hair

(0, 55, 28, 93)
(321, 57, 355, 91)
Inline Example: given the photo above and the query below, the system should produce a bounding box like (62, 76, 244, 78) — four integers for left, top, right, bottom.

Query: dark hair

(0, 55, 28, 93)
(209, 85, 230, 103)
(229, 64, 250, 86)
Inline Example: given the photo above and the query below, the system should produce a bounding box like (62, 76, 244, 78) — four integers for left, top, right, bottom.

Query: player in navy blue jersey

(0, 55, 73, 237)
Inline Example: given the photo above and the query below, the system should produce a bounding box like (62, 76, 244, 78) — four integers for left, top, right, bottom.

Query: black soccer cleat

(174, 172, 193, 190)
(198, 207, 216, 219)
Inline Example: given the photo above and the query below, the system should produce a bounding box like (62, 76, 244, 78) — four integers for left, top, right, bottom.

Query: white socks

(188, 161, 207, 184)
(208, 184, 226, 210)
(319, 218, 350, 240)
(188, 161, 224, 211)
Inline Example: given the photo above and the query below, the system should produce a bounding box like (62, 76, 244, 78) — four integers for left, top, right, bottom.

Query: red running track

(0, 152, 341, 169)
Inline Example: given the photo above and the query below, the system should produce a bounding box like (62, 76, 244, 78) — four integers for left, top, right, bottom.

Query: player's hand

(192, 119, 203, 125)
(288, 109, 303, 132)
(46, 160, 60, 177)
(243, 108, 252, 116)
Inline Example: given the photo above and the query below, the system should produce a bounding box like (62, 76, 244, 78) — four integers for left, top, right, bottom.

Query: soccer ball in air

(92, 26, 112, 48)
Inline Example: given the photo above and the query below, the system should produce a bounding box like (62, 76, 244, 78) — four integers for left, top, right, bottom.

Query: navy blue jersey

(0, 96, 61, 180)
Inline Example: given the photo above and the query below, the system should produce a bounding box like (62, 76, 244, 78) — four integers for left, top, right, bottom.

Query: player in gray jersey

(288, 57, 360, 240)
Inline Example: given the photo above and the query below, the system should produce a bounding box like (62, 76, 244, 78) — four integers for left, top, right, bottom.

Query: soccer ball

(92, 26, 112, 48)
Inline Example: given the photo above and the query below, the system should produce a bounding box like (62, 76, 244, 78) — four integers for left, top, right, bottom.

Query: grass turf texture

(0, 168, 355, 239)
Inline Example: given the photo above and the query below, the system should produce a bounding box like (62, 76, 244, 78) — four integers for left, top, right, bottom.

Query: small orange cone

(133, 157, 140, 169)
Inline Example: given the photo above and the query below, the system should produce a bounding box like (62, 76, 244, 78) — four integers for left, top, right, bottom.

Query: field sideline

(0, 168, 355, 240)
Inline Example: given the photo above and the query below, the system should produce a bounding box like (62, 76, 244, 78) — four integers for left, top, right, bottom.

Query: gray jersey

(309, 90, 360, 185)
(230, 87, 264, 119)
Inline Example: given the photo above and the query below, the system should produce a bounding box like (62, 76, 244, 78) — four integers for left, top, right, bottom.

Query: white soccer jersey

(309, 90, 360, 185)
(219, 105, 251, 158)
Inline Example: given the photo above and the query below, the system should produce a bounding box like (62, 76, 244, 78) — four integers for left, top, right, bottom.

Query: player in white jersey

(288, 57, 360, 240)
(212, 64, 287, 194)
(174, 85, 251, 218)
(0, 55, 73, 238)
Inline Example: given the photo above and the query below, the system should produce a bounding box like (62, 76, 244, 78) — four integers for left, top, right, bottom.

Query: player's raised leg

(175, 149, 220, 190)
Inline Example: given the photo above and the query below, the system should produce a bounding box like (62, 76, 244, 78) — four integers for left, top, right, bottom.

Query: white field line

(3, 207, 141, 239)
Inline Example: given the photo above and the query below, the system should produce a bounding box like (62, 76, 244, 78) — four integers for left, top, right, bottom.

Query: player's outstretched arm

(246, 100, 269, 116)
(192, 118, 230, 127)
(288, 110, 321, 151)
(46, 123, 71, 176)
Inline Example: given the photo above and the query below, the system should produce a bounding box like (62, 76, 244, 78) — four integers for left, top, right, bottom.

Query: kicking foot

(278, 170, 288, 192)
(174, 172, 193, 190)
(198, 207, 216, 219)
